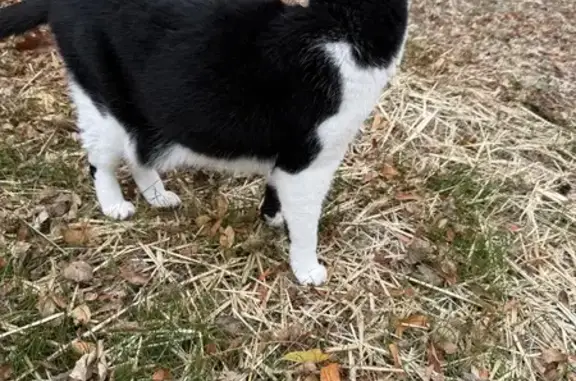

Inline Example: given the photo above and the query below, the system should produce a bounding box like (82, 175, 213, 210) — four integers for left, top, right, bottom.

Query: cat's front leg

(271, 153, 341, 286)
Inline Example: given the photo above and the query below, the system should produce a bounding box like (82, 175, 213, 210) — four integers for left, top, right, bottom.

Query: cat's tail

(0, 0, 49, 39)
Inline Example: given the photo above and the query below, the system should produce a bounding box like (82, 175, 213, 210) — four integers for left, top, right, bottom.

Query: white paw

(102, 201, 136, 220)
(146, 191, 182, 208)
(292, 263, 327, 286)
(264, 212, 285, 228)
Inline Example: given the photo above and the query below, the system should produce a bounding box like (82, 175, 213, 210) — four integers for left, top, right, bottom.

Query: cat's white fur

(71, 41, 402, 285)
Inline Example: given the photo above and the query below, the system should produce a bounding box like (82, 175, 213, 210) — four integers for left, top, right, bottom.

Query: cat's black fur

(1, 0, 407, 170)
(0, 0, 409, 285)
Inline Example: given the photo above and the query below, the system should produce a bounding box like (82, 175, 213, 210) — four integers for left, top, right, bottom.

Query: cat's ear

(280, 0, 310, 7)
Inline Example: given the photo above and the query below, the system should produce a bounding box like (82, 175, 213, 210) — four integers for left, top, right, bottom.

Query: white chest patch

(316, 42, 397, 152)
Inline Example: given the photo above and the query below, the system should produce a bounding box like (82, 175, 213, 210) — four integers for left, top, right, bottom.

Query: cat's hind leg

(71, 81, 135, 220)
(126, 160, 182, 208)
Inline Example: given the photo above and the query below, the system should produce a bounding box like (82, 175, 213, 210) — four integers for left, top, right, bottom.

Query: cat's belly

(153, 143, 275, 176)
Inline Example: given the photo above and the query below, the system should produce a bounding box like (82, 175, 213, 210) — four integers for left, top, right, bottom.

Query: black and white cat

(0, 0, 408, 285)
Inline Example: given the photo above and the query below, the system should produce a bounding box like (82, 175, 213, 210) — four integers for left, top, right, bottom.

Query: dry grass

(1, 0, 575, 380)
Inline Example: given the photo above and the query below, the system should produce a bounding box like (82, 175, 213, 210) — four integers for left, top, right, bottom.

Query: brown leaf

(209, 219, 223, 237)
(120, 267, 149, 286)
(256, 263, 289, 305)
(416, 264, 444, 287)
(15, 31, 52, 51)
(445, 228, 455, 243)
(407, 237, 434, 263)
(541, 348, 567, 365)
(84, 292, 99, 302)
(275, 324, 306, 342)
(214, 315, 245, 336)
(0, 257, 6, 271)
(438, 341, 458, 355)
(195, 215, 212, 227)
(470, 365, 490, 380)
(381, 163, 400, 180)
(71, 340, 96, 355)
(152, 368, 172, 381)
(0, 364, 13, 381)
(395, 314, 429, 337)
(63, 261, 94, 283)
(37, 294, 58, 317)
(219, 226, 235, 249)
(296, 362, 318, 375)
(440, 260, 458, 286)
(320, 363, 340, 381)
(371, 113, 382, 129)
(16, 225, 29, 241)
(215, 195, 229, 218)
(205, 343, 218, 355)
(68, 340, 108, 381)
(558, 290, 570, 307)
(62, 225, 92, 246)
(426, 341, 444, 378)
(389, 343, 402, 369)
(395, 192, 423, 202)
(71, 304, 92, 325)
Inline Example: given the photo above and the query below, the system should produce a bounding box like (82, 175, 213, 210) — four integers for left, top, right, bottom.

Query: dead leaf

(395, 192, 423, 202)
(205, 343, 218, 355)
(558, 290, 570, 307)
(296, 362, 317, 375)
(440, 260, 458, 286)
(275, 324, 306, 342)
(416, 264, 444, 286)
(219, 226, 235, 249)
(445, 228, 455, 243)
(283, 349, 331, 364)
(214, 315, 245, 336)
(71, 304, 92, 325)
(426, 341, 444, 379)
(381, 163, 400, 180)
(0, 364, 13, 381)
(439, 341, 458, 355)
(63, 261, 93, 283)
(470, 365, 490, 380)
(0, 258, 6, 271)
(320, 363, 340, 381)
(152, 368, 172, 381)
(195, 215, 212, 227)
(120, 267, 149, 286)
(71, 340, 96, 355)
(84, 292, 99, 302)
(209, 219, 223, 237)
(16, 225, 29, 241)
(406, 237, 434, 263)
(62, 225, 92, 246)
(215, 195, 229, 218)
(389, 343, 402, 369)
(37, 294, 58, 317)
(395, 314, 429, 337)
(433, 325, 459, 355)
(15, 30, 52, 51)
(541, 348, 567, 365)
(256, 263, 289, 305)
(68, 340, 108, 381)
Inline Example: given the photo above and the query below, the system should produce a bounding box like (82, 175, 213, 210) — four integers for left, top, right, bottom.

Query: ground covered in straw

(1, 0, 575, 380)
